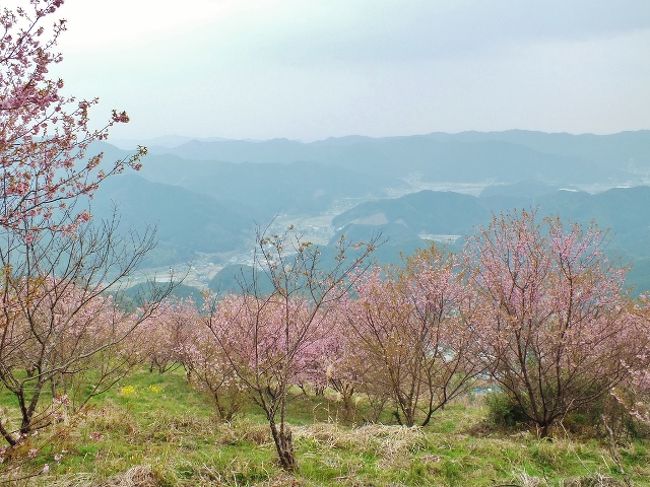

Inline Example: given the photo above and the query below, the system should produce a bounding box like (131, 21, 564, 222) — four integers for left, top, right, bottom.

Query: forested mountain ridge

(141, 130, 650, 184)
(89, 132, 650, 292)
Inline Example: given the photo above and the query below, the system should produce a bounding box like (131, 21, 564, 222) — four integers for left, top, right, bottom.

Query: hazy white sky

(55, 0, 650, 140)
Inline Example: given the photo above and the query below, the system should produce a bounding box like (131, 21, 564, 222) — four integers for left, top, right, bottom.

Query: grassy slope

(1, 370, 649, 486)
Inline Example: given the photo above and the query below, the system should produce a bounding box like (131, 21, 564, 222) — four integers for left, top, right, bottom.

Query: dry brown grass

(511, 471, 627, 487)
(220, 418, 273, 446)
(293, 422, 426, 468)
(30, 465, 159, 487)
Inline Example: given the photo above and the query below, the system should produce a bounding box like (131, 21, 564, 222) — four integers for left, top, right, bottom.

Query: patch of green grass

(1, 368, 649, 486)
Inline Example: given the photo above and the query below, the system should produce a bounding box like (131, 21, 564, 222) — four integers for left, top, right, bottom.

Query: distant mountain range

(136, 156, 391, 220)
(86, 131, 650, 293)
(143, 130, 650, 184)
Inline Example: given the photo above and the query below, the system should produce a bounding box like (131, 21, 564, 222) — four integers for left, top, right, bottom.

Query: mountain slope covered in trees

(89, 132, 650, 293)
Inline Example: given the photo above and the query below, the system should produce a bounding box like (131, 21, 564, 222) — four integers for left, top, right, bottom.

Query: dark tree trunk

(0, 419, 17, 447)
(539, 422, 551, 438)
(341, 388, 355, 422)
(269, 420, 297, 471)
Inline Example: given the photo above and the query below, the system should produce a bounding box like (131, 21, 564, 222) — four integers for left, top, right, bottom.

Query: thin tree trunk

(269, 420, 296, 471)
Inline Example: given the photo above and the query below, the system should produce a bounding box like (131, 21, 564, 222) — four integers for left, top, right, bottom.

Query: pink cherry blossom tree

(610, 295, 650, 428)
(344, 248, 483, 427)
(147, 298, 247, 421)
(143, 298, 198, 375)
(182, 320, 246, 421)
(466, 210, 649, 437)
(0, 217, 170, 446)
(205, 226, 377, 471)
(321, 307, 374, 420)
(1, 0, 145, 234)
(0, 1, 166, 450)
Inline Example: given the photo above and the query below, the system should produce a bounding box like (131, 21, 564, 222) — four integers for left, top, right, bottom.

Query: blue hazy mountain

(87, 133, 650, 294)
(331, 185, 650, 292)
(136, 154, 392, 220)
(91, 174, 253, 265)
(148, 130, 650, 184)
(333, 191, 488, 235)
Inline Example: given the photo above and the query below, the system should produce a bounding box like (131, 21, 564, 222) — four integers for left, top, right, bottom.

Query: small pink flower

(111, 109, 130, 123)
(89, 431, 103, 441)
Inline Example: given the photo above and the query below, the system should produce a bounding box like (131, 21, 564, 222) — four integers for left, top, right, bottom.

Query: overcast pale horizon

(53, 0, 650, 142)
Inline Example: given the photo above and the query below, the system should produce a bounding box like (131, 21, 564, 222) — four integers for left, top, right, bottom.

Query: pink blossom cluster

(0, 272, 158, 445)
(140, 298, 199, 373)
(1, 1, 144, 234)
(204, 294, 333, 389)
(464, 211, 650, 434)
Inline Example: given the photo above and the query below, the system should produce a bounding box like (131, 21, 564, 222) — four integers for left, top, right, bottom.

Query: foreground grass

(1, 370, 649, 486)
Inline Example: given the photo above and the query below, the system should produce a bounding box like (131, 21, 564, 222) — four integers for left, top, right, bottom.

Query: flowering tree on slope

(0, 218, 169, 447)
(206, 227, 377, 471)
(0, 0, 169, 452)
(345, 248, 483, 427)
(1, 0, 144, 234)
(466, 210, 649, 437)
